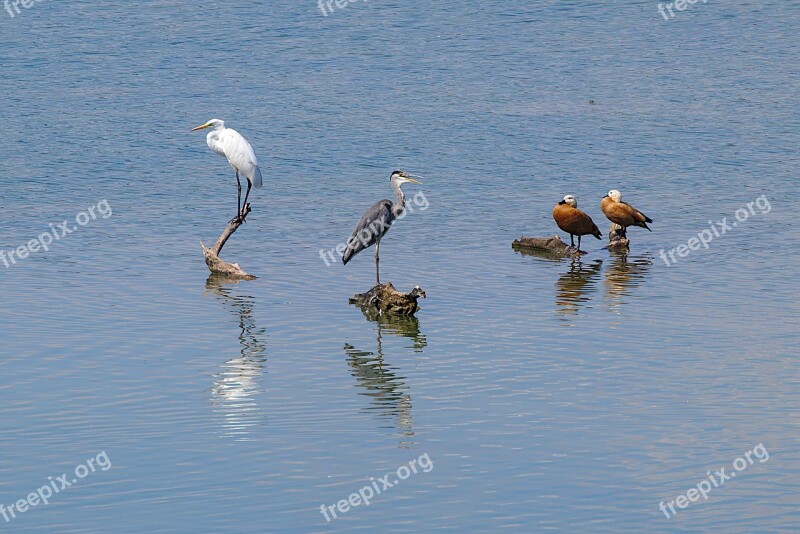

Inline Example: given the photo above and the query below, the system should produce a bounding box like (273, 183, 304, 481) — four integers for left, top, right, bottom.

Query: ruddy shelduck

(600, 190, 653, 238)
(553, 195, 602, 252)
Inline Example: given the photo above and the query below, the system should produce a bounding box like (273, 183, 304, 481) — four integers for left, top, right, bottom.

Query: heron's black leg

(375, 240, 380, 286)
(241, 179, 253, 222)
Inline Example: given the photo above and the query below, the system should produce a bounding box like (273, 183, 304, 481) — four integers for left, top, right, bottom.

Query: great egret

(192, 119, 263, 222)
(552, 195, 602, 252)
(601, 190, 653, 238)
(343, 170, 423, 285)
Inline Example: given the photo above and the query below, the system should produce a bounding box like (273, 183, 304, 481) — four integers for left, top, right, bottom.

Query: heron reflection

(344, 313, 426, 448)
(204, 274, 268, 441)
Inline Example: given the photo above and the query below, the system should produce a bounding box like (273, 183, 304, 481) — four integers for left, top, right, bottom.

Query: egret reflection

(345, 313, 426, 448)
(204, 274, 268, 441)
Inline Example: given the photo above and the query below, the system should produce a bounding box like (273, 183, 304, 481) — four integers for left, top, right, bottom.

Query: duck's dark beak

(558, 200, 566, 205)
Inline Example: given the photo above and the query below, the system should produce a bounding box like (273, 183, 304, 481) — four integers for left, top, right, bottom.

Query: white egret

(192, 119, 263, 222)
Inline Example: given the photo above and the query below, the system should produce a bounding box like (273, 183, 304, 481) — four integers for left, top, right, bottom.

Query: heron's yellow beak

(405, 178, 423, 184)
(191, 123, 211, 131)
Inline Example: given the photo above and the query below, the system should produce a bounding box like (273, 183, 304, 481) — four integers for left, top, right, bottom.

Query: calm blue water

(1, 1, 799, 532)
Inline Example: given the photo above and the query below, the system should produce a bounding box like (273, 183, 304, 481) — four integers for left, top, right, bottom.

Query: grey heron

(342, 170, 423, 285)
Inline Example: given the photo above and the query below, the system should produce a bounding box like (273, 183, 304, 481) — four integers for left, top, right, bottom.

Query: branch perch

(200, 203, 256, 280)
(350, 283, 426, 317)
(604, 223, 630, 251)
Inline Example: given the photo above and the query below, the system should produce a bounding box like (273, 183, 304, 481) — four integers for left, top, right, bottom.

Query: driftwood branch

(200, 203, 256, 280)
(350, 283, 426, 316)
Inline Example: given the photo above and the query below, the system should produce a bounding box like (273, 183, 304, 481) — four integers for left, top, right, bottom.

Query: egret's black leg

(375, 240, 381, 286)
(229, 172, 243, 224)
(241, 179, 253, 222)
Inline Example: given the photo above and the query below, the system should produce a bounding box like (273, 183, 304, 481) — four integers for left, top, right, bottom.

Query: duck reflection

(204, 274, 268, 441)
(555, 257, 604, 316)
(604, 251, 653, 312)
(345, 313, 426, 448)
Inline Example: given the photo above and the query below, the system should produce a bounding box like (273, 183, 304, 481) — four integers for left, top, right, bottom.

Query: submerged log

(349, 283, 426, 316)
(200, 203, 256, 280)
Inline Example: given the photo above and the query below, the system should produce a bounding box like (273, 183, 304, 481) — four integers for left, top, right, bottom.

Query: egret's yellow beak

(191, 123, 211, 131)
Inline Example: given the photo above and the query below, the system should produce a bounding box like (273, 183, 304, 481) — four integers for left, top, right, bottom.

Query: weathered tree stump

(200, 203, 256, 280)
(605, 223, 630, 251)
(349, 283, 426, 316)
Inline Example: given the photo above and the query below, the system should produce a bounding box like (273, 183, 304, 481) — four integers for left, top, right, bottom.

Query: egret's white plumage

(192, 118, 262, 220)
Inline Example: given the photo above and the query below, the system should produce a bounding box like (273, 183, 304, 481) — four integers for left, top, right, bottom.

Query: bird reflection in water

(204, 274, 268, 441)
(555, 257, 604, 316)
(344, 311, 426, 448)
(515, 247, 603, 316)
(604, 251, 653, 312)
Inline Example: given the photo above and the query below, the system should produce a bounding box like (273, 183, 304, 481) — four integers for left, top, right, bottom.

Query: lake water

(1, 1, 798, 532)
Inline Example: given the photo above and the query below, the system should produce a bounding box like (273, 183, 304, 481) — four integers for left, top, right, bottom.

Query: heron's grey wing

(342, 200, 394, 265)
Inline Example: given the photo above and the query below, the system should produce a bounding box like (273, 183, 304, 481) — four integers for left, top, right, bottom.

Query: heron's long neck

(391, 180, 406, 213)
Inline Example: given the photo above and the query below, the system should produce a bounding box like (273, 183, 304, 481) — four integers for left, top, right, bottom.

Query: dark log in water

(512, 235, 592, 256)
(200, 203, 256, 280)
(349, 283, 426, 316)
(513, 229, 630, 256)
(512, 235, 569, 253)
